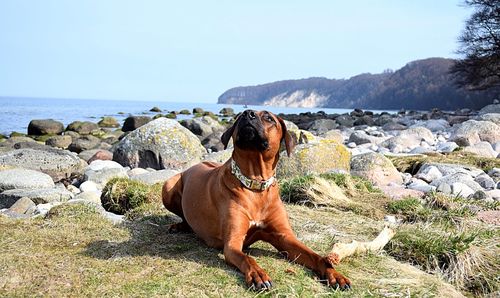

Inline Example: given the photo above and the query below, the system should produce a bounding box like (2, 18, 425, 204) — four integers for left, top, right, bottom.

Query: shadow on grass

(83, 213, 285, 288)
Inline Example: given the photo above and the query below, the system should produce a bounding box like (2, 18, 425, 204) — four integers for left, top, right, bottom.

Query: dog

(162, 110, 351, 290)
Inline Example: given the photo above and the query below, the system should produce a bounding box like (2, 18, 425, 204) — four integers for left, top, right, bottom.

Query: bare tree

(451, 0, 500, 90)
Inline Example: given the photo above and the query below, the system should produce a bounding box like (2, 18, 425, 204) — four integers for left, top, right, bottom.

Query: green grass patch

(100, 178, 162, 215)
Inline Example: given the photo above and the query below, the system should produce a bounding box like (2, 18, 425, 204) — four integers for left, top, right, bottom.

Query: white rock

(415, 165, 443, 183)
(127, 167, 150, 177)
(87, 160, 123, 171)
(451, 182, 475, 198)
(79, 181, 99, 193)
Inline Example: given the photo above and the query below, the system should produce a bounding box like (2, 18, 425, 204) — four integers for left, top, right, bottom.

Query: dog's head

(221, 110, 295, 157)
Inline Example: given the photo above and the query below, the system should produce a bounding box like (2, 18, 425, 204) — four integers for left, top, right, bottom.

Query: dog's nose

(245, 110, 257, 120)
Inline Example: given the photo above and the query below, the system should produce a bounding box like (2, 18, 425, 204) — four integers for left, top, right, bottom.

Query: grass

(100, 178, 162, 215)
(388, 151, 500, 174)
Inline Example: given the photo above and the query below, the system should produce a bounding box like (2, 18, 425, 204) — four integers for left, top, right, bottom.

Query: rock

(380, 127, 434, 152)
(382, 122, 406, 131)
(450, 120, 500, 146)
(474, 174, 496, 189)
(463, 141, 497, 158)
(219, 107, 235, 116)
(478, 103, 500, 115)
(407, 179, 436, 193)
(335, 115, 355, 127)
(488, 168, 500, 182)
(415, 165, 443, 183)
(409, 147, 434, 154)
(384, 215, 398, 224)
(179, 116, 225, 139)
(87, 160, 123, 171)
(347, 142, 357, 148)
(79, 181, 99, 193)
(348, 131, 384, 145)
(113, 118, 206, 171)
(64, 131, 81, 141)
(127, 167, 150, 177)
(12, 142, 52, 151)
(68, 135, 101, 153)
(436, 182, 452, 194)
(73, 190, 102, 204)
(476, 113, 500, 125)
(0, 136, 37, 150)
(419, 163, 483, 178)
(45, 135, 72, 149)
(83, 167, 128, 188)
(122, 116, 152, 132)
(150, 106, 162, 112)
(378, 185, 425, 199)
(27, 119, 64, 135)
(306, 119, 337, 135)
(66, 184, 80, 195)
(322, 130, 344, 143)
(66, 121, 99, 135)
(399, 127, 435, 144)
(410, 119, 449, 132)
(486, 189, 500, 200)
(202, 149, 233, 164)
(374, 114, 394, 126)
(201, 131, 225, 152)
(78, 149, 104, 162)
(0, 148, 85, 182)
(277, 139, 350, 178)
(29, 202, 62, 217)
(0, 187, 73, 208)
(8, 197, 36, 214)
(476, 210, 500, 225)
(472, 190, 488, 200)
(193, 107, 204, 114)
(130, 169, 178, 185)
(98, 117, 120, 128)
(0, 168, 54, 192)
(436, 142, 459, 153)
(431, 173, 483, 192)
(353, 115, 375, 126)
(450, 182, 475, 198)
(350, 152, 403, 186)
(87, 150, 113, 164)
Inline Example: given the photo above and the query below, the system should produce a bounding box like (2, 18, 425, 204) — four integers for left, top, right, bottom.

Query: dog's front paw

(246, 266, 273, 291)
(324, 268, 351, 290)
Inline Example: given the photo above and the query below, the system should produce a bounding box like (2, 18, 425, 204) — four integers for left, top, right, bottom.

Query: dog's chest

(249, 220, 265, 228)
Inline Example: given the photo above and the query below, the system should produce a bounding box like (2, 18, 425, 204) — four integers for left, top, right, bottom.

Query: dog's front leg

(223, 220, 272, 290)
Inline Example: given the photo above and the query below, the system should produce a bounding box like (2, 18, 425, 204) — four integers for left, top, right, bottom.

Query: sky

(0, 0, 471, 103)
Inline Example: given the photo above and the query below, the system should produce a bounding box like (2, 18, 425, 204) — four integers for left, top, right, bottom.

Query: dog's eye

(264, 114, 275, 123)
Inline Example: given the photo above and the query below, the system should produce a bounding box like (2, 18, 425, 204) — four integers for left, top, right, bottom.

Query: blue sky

(0, 0, 470, 103)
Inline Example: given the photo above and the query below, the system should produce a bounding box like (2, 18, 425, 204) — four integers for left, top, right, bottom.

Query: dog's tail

(162, 173, 184, 218)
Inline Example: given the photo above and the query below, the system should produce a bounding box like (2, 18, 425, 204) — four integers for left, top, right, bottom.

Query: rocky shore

(1, 103, 500, 222)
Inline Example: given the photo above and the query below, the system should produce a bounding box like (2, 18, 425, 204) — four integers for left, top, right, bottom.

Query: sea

(0, 97, 393, 136)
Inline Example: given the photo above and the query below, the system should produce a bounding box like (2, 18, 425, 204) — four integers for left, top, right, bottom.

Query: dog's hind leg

(162, 173, 192, 232)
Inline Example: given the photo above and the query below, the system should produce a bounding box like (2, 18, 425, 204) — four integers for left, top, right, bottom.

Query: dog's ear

(278, 117, 296, 157)
(221, 116, 240, 149)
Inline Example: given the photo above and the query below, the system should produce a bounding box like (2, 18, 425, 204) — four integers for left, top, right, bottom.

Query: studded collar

(230, 159, 276, 191)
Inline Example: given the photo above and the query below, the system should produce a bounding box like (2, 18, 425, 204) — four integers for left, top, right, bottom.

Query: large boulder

(478, 103, 500, 115)
(463, 141, 498, 158)
(45, 135, 72, 149)
(113, 118, 206, 170)
(306, 119, 337, 135)
(122, 116, 152, 132)
(277, 139, 351, 178)
(68, 135, 101, 153)
(0, 148, 85, 182)
(66, 121, 99, 135)
(450, 120, 500, 146)
(348, 131, 385, 145)
(350, 152, 403, 186)
(0, 168, 54, 192)
(27, 119, 64, 135)
(98, 117, 120, 128)
(476, 113, 500, 125)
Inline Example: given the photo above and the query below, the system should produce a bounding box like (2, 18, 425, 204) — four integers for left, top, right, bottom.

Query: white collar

(230, 159, 276, 191)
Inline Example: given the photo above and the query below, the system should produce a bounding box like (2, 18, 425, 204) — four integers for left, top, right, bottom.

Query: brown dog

(162, 110, 351, 290)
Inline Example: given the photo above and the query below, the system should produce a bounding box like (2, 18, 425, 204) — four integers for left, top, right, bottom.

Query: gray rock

(113, 118, 206, 171)
(87, 160, 123, 171)
(64, 131, 81, 141)
(472, 190, 489, 200)
(476, 113, 500, 125)
(431, 173, 483, 192)
(66, 121, 99, 135)
(419, 163, 483, 178)
(179, 116, 225, 139)
(29, 202, 62, 217)
(350, 152, 403, 186)
(78, 149, 106, 162)
(8, 197, 36, 214)
(66, 184, 80, 195)
(486, 189, 500, 201)
(0, 137, 36, 150)
(335, 115, 355, 127)
(478, 103, 500, 115)
(130, 169, 178, 185)
(382, 122, 406, 131)
(79, 181, 99, 192)
(45, 135, 72, 149)
(68, 135, 101, 153)
(202, 149, 232, 164)
(73, 190, 101, 204)
(0, 148, 85, 182)
(450, 182, 475, 198)
(409, 147, 434, 154)
(84, 167, 128, 188)
(348, 131, 384, 145)
(436, 182, 452, 194)
(127, 167, 150, 177)
(122, 116, 152, 132)
(474, 173, 496, 190)
(415, 165, 443, 183)
(28, 119, 64, 135)
(98, 116, 120, 128)
(436, 142, 459, 153)
(0, 187, 73, 208)
(410, 119, 449, 132)
(463, 141, 497, 158)
(407, 179, 436, 193)
(201, 131, 225, 152)
(0, 168, 54, 192)
(450, 120, 500, 146)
